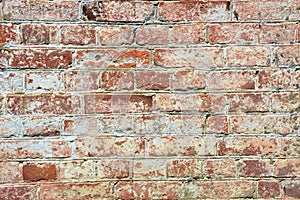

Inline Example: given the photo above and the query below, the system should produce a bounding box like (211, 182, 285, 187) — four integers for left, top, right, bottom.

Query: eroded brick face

(0, 0, 299, 199)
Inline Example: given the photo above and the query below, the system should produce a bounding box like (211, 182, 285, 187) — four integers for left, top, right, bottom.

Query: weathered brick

(61, 25, 96, 45)
(98, 115, 134, 135)
(76, 49, 150, 69)
(63, 117, 98, 136)
(293, 70, 300, 88)
(135, 114, 169, 134)
(60, 160, 94, 181)
(283, 181, 300, 198)
(258, 181, 281, 198)
(274, 159, 300, 177)
(271, 92, 300, 112)
(206, 70, 255, 91)
(23, 117, 61, 137)
(40, 182, 111, 200)
(203, 158, 236, 178)
(218, 137, 278, 156)
(280, 137, 300, 157)
(273, 45, 300, 66)
(171, 23, 206, 45)
(22, 162, 57, 181)
(133, 160, 166, 179)
(172, 70, 206, 90)
(51, 140, 72, 158)
(136, 71, 170, 90)
(227, 93, 270, 112)
(260, 23, 298, 44)
(0, 185, 39, 200)
(206, 116, 228, 134)
(3, 0, 79, 21)
(226, 46, 270, 66)
(84, 94, 152, 114)
(99, 25, 134, 46)
(7, 94, 80, 115)
(22, 24, 58, 45)
(258, 69, 293, 90)
(158, 1, 230, 21)
(208, 23, 259, 44)
(0, 71, 24, 93)
(136, 26, 168, 45)
(0, 24, 17, 44)
(0, 162, 20, 183)
(154, 48, 225, 68)
(97, 160, 130, 179)
(64, 70, 99, 91)
(169, 115, 206, 134)
(82, 1, 154, 22)
(26, 72, 62, 91)
(167, 159, 202, 178)
(0, 117, 23, 138)
(100, 70, 134, 91)
(237, 159, 272, 177)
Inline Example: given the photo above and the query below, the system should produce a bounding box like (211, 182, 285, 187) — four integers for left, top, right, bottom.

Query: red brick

(208, 23, 259, 44)
(227, 93, 270, 112)
(99, 25, 134, 46)
(293, 70, 300, 88)
(0, 71, 24, 93)
(203, 158, 236, 178)
(260, 23, 297, 44)
(0, 24, 17, 44)
(283, 181, 300, 198)
(172, 70, 206, 90)
(51, 140, 72, 158)
(147, 136, 216, 157)
(26, 72, 62, 91)
(154, 93, 226, 112)
(3, 0, 79, 21)
(136, 71, 170, 90)
(63, 117, 98, 136)
(136, 26, 168, 45)
(82, 1, 154, 22)
(171, 23, 206, 44)
(133, 160, 166, 179)
(274, 159, 300, 177)
(258, 181, 281, 198)
(100, 70, 134, 91)
(22, 163, 57, 181)
(206, 116, 228, 134)
(169, 115, 206, 134)
(59, 160, 94, 181)
(218, 137, 278, 156)
(0, 117, 23, 137)
(206, 70, 255, 91)
(273, 45, 300, 66)
(135, 114, 169, 134)
(154, 48, 225, 68)
(237, 159, 272, 177)
(258, 69, 293, 90)
(21, 24, 58, 45)
(271, 92, 300, 112)
(64, 70, 99, 91)
(0, 162, 20, 183)
(158, 1, 230, 21)
(75, 137, 145, 158)
(97, 160, 130, 179)
(61, 25, 96, 45)
(167, 159, 202, 178)
(40, 182, 111, 200)
(0, 185, 39, 200)
(23, 117, 61, 137)
(76, 49, 150, 68)
(226, 46, 270, 66)
(280, 137, 300, 157)
(98, 115, 134, 135)
(7, 94, 80, 115)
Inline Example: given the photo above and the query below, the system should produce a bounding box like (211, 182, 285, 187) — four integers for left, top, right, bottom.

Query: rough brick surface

(1, 0, 299, 199)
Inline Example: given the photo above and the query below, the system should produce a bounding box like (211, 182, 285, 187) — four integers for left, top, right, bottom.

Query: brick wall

(0, 0, 299, 199)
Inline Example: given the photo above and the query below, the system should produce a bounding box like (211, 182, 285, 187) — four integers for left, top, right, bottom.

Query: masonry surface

(0, 0, 299, 199)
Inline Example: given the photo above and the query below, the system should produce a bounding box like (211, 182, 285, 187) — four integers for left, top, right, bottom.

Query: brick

(154, 48, 225, 68)
(7, 94, 80, 115)
(172, 70, 206, 90)
(208, 23, 259, 44)
(98, 115, 134, 135)
(237, 159, 272, 177)
(26, 72, 62, 91)
(97, 160, 130, 179)
(135, 114, 169, 134)
(260, 23, 297, 44)
(84, 94, 152, 114)
(60, 160, 94, 181)
(227, 93, 270, 112)
(3, 0, 79, 21)
(280, 137, 300, 157)
(226, 46, 270, 66)
(75, 137, 145, 158)
(274, 159, 300, 177)
(63, 117, 98, 136)
(23, 117, 61, 137)
(61, 25, 96, 45)
(293, 70, 300, 88)
(76, 49, 150, 69)
(258, 181, 281, 198)
(258, 69, 293, 90)
(147, 136, 216, 157)
(167, 159, 202, 178)
(203, 158, 236, 178)
(133, 160, 166, 179)
(273, 45, 300, 66)
(40, 182, 111, 200)
(206, 116, 228, 134)
(158, 1, 230, 21)
(0, 162, 20, 183)
(82, 1, 154, 22)
(218, 137, 278, 156)
(100, 70, 134, 91)
(99, 25, 134, 46)
(0, 24, 17, 44)
(21, 24, 58, 45)
(136, 71, 170, 90)
(271, 92, 300, 112)
(0, 117, 23, 138)
(64, 70, 99, 91)
(136, 26, 168, 45)
(169, 115, 206, 134)
(22, 163, 57, 181)
(153, 93, 226, 112)
(0, 71, 24, 93)
(283, 181, 300, 198)
(206, 70, 255, 91)
(51, 140, 72, 158)
(0, 185, 39, 200)
(171, 23, 206, 45)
